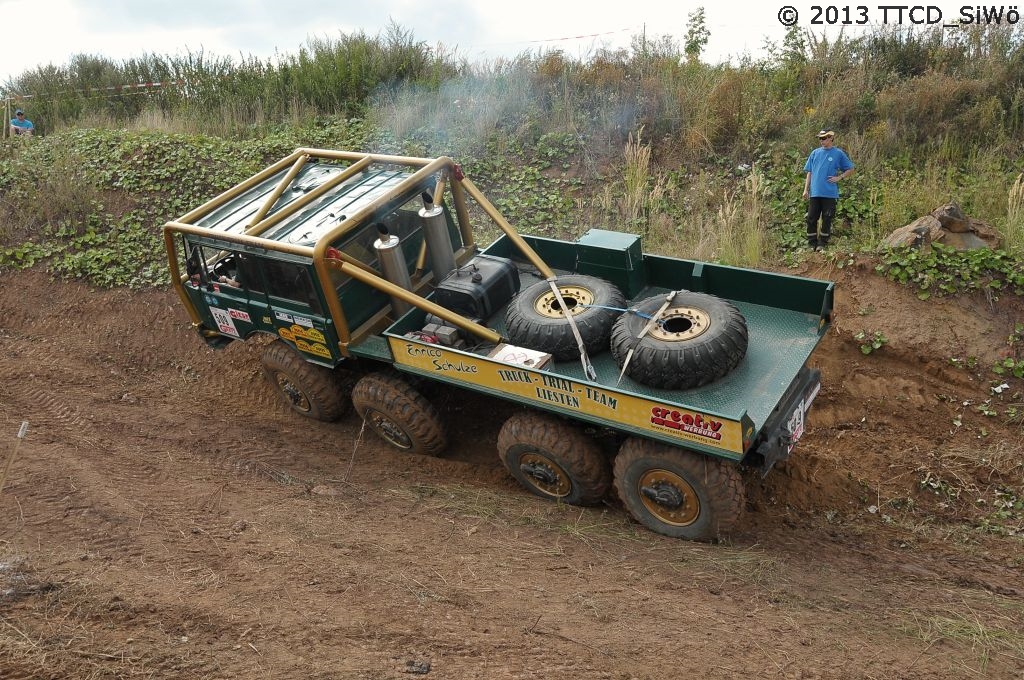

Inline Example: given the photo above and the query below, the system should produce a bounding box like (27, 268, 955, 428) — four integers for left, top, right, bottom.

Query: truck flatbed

(371, 232, 832, 464)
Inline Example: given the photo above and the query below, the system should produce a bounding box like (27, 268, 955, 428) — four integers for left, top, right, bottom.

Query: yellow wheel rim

(518, 452, 572, 498)
(532, 286, 596, 319)
(365, 408, 413, 450)
(275, 372, 311, 412)
(648, 306, 711, 342)
(636, 468, 700, 526)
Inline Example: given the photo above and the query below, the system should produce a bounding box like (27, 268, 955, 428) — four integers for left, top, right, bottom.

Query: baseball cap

(15, 109, 24, 115)
(817, 129, 835, 139)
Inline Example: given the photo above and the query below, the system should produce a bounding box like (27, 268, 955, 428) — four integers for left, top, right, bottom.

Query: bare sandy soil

(1, 260, 1022, 679)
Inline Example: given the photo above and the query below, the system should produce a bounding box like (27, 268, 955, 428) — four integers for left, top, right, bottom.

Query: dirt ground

(1, 259, 1023, 680)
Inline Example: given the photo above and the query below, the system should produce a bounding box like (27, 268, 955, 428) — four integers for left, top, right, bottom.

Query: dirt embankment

(1, 263, 1022, 679)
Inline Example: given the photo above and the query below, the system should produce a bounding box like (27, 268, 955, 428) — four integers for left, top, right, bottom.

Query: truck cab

(170, 153, 473, 363)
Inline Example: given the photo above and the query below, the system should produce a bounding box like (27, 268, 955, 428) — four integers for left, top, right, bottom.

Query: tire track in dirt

(208, 362, 298, 420)
(3, 301, 309, 494)
(176, 384, 333, 485)
(3, 272, 509, 501)
(165, 342, 378, 487)
(2, 262, 1022, 679)
(11, 289, 329, 501)
(0, 665, 50, 680)
(1, 373, 98, 446)
(0, 356, 221, 564)
(0, 581, 242, 680)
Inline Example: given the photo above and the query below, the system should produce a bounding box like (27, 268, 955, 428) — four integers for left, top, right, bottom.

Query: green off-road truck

(164, 148, 833, 541)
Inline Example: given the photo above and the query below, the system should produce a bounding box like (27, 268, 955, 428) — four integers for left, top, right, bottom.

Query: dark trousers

(806, 197, 837, 246)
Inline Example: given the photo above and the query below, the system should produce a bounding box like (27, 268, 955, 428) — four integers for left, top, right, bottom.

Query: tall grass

(636, 166, 766, 266)
(6, 22, 1023, 156)
(722, 170, 768, 266)
(4, 22, 1024, 268)
(691, 170, 769, 267)
(2, 22, 464, 138)
(1005, 174, 1024, 255)
(622, 128, 652, 224)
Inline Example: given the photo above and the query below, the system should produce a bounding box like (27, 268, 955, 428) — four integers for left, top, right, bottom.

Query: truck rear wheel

(497, 411, 610, 505)
(610, 291, 748, 389)
(261, 340, 349, 422)
(352, 373, 447, 456)
(505, 275, 625, 361)
(613, 438, 744, 541)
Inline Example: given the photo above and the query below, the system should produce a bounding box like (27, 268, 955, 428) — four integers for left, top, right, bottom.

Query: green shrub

(876, 244, 1024, 299)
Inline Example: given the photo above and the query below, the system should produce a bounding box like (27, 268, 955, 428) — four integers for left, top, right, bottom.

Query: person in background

(9, 109, 33, 136)
(802, 128, 854, 251)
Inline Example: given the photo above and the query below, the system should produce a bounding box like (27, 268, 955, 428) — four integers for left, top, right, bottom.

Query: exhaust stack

(372, 222, 413, 316)
(418, 191, 456, 282)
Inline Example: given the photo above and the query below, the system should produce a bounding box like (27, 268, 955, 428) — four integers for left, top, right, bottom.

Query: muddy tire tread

(352, 373, 447, 456)
(261, 340, 349, 421)
(497, 411, 611, 505)
(613, 438, 745, 540)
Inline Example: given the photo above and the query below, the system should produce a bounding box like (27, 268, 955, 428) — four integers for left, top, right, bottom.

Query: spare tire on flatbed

(505, 274, 625, 361)
(610, 291, 748, 389)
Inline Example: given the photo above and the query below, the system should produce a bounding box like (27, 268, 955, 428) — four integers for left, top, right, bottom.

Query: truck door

(183, 244, 267, 341)
(249, 255, 339, 366)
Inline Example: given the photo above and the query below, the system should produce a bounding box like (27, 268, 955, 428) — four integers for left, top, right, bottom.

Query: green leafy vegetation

(913, 443, 1024, 537)
(993, 358, 1024, 380)
(992, 322, 1024, 380)
(875, 244, 1024, 299)
(0, 22, 1022, 291)
(465, 132, 585, 240)
(0, 121, 372, 286)
(854, 330, 888, 355)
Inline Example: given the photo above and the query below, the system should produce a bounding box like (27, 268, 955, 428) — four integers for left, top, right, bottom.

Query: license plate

(786, 381, 820, 453)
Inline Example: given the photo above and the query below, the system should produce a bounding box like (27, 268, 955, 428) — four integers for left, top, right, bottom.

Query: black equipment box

(434, 254, 520, 319)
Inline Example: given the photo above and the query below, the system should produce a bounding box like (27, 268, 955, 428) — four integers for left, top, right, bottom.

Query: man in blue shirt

(9, 109, 34, 136)
(803, 128, 854, 250)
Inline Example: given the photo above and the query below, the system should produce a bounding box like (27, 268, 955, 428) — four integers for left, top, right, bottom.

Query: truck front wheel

(613, 438, 744, 541)
(261, 340, 350, 422)
(497, 411, 611, 505)
(352, 373, 448, 456)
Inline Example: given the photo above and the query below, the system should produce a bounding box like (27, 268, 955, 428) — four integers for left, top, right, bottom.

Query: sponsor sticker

(278, 324, 326, 344)
(391, 337, 746, 454)
(786, 382, 820, 453)
(210, 307, 239, 337)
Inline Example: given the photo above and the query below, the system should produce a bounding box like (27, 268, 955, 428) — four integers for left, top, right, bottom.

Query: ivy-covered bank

(0, 122, 1022, 298)
(0, 123, 600, 288)
(0, 123, 371, 287)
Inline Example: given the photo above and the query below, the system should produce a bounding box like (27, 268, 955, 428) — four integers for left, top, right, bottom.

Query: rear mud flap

(753, 366, 821, 477)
